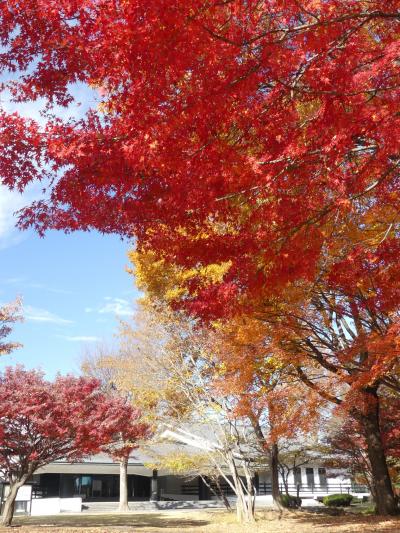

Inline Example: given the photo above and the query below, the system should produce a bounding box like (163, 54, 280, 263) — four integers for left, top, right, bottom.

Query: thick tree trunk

(1, 482, 22, 527)
(249, 418, 281, 506)
(361, 387, 397, 515)
(271, 443, 281, 505)
(118, 458, 130, 512)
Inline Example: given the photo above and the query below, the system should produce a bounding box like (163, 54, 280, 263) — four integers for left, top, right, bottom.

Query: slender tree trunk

(243, 463, 256, 517)
(1, 481, 23, 527)
(283, 475, 290, 496)
(361, 387, 397, 515)
(277, 465, 290, 496)
(204, 475, 231, 510)
(118, 458, 130, 512)
(227, 453, 255, 522)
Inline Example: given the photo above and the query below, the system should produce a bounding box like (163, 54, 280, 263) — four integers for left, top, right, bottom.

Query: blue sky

(0, 227, 139, 377)
(0, 82, 140, 377)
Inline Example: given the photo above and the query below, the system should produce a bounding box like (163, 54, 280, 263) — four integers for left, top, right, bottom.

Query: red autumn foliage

(1, 1, 399, 515)
(0, 366, 144, 525)
(0, 1, 399, 318)
(102, 406, 151, 462)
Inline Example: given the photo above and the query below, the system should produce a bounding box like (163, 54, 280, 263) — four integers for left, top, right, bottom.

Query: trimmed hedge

(322, 493, 353, 507)
(280, 494, 302, 508)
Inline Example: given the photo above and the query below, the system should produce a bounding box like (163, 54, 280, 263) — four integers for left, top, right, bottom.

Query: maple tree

(323, 395, 400, 503)
(1, 0, 400, 515)
(323, 415, 376, 499)
(209, 315, 324, 505)
(252, 277, 400, 515)
(0, 1, 398, 315)
(0, 299, 22, 356)
(134, 245, 400, 513)
(0, 366, 139, 526)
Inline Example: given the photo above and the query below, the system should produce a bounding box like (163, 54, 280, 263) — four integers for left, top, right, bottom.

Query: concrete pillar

(150, 469, 159, 501)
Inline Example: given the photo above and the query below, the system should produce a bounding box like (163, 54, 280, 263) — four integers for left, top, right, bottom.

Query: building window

(294, 467, 302, 487)
(14, 501, 28, 514)
(306, 468, 315, 488)
(318, 467, 327, 487)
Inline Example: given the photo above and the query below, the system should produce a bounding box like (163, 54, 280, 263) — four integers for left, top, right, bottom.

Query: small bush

(279, 494, 302, 508)
(322, 493, 353, 507)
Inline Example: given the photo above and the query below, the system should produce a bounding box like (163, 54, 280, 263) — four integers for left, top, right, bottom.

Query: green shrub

(279, 494, 302, 509)
(322, 493, 353, 507)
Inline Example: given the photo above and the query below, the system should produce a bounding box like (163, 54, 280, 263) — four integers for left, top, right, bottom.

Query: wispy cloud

(2, 276, 26, 285)
(27, 283, 72, 295)
(1, 276, 72, 295)
(61, 335, 101, 342)
(24, 305, 73, 325)
(85, 297, 133, 317)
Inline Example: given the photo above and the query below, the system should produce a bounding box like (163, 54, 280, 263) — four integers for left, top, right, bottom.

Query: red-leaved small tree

(0, 366, 137, 526)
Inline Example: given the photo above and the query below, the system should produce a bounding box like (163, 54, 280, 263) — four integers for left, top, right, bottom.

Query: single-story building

(1, 428, 369, 515)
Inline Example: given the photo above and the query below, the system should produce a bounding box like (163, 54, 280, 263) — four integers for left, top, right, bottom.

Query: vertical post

(150, 469, 159, 502)
(0, 482, 4, 514)
(29, 484, 33, 517)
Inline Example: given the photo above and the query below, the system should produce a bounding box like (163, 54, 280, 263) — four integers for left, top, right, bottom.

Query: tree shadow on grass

(291, 509, 400, 533)
(9, 512, 210, 530)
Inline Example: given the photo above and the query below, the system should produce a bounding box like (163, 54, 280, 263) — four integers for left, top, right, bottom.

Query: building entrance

(35, 473, 150, 501)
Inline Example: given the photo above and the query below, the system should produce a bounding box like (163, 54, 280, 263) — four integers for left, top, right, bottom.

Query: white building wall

(258, 465, 353, 491)
(30, 497, 82, 516)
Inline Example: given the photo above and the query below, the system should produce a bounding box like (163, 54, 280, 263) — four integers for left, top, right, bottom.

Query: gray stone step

(81, 500, 224, 513)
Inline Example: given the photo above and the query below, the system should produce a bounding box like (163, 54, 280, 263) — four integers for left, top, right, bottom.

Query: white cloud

(0, 186, 30, 250)
(0, 184, 43, 250)
(85, 297, 133, 317)
(61, 335, 101, 342)
(1, 83, 99, 125)
(99, 298, 132, 316)
(24, 305, 73, 325)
